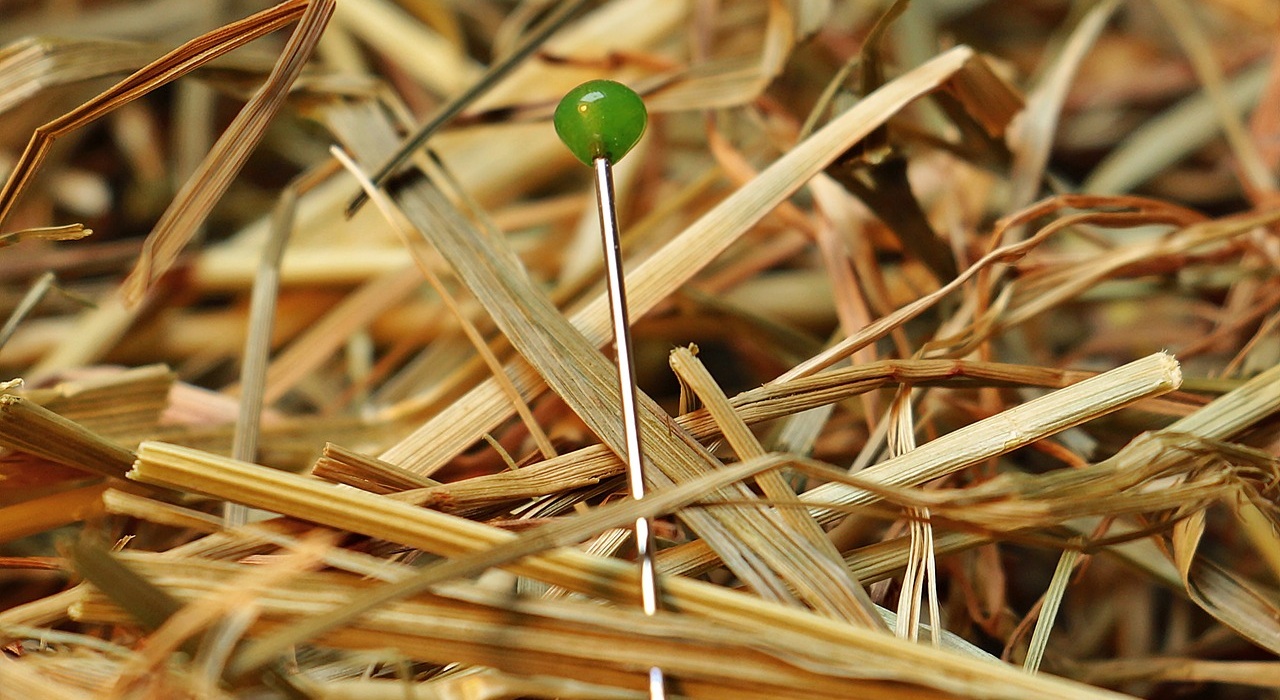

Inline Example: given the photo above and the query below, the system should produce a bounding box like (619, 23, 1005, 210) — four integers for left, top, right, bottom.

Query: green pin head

(554, 79, 647, 166)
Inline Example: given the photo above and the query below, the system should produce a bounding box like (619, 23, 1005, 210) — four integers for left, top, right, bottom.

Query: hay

(2, 1, 1279, 697)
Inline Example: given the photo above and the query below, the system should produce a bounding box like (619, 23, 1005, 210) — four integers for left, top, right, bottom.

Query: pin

(554, 79, 665, 699)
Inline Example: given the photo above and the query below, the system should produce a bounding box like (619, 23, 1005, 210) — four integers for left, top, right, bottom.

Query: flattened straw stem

(593, 157, 666, 699)
(0, 271, 56, 352)
(226, 187, 296, 528)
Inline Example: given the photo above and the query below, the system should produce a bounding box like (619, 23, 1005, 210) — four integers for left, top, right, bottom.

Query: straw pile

(1, 1, 1278, 698)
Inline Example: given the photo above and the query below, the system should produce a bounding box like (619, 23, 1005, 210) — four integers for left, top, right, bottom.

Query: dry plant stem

(1023, 547, 1082, 673)
(804, 352, 1181, 515)
(1072, 358, 1280, 655)
(0, 271, 56, 352)
(113, 540, 331, 692)
(309, 675, 646, 700)
(1078, 658, 1280, 689)
(0, 0, 312, 232)
(0, 37, 164, 114)
(0, 395, 135, 479)
(0, 656, 94, 700)
(314, 443, 441, 494)
(0, 585, 90, 642)
(102, 488, 424, 587)
(884, 386, 939, 646)
(777, 198, 1204, 383)
(376, 45, 1005, 475)
(1150, 0, 1276, 195)
(103, 489, 225, 534)
(232, 164, 336, 456)
(818, 356, 1280, 658)
(0, 483, 106, 543)
(1007, 0, 1120, 211)
(238, 265, 422, 404)
(121, 0, 335, 303)
(348, 0, 592, 214)
(226, 176, 302, 528)
(389, 358, 1175, 516)
(667, 346, 881, 626)
(321, 48, 1028, 611)
(228, 454, 796, 677)
(13, 0, 331, 378)
(976, 209, 1274, 342)
(1172, 524, 1280, 656)
(791, 441, 1238, 535)
(844, 532, 985, 584)
(664, 352, 1184, 589)
(391, 353, 1177, 568)
(26, 364, 175, 439)
(330, 145, 555, 460)
(125, 444, 1132, 700)
(0, 224, 93, 247)
(77, 558, 965, 700)
(341, 104, 882, 622)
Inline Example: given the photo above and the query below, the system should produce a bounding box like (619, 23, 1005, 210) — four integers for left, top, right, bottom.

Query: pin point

(555, 80, 665, 699)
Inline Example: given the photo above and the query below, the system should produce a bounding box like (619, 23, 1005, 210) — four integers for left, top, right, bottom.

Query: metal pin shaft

(592, 157, 666, 699)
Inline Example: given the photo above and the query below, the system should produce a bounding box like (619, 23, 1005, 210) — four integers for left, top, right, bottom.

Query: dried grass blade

(1079, 658, 1280, 688)
(885, 386, 939, 645)
(1047, 358, 1280, 652)
(0, 271, 57, 352)
(0, 656, 94, 700)
(845, 532, 986, 584)
(803, 352, 1181, 516)
(0, 37, 160, 115)
(0, 0, 311, 232)
(0, 224, 91, 247)
(349, 0, 589, 212)
(238, 265, 421, 405)
(229, 453, 798, 676)
(314, 442, 441, 494)
(125, 443, 1136, 700)
(1173, 510, 1280, 655)
(1023, 546, 1081, 674)
(226, 175, 306, 527)
(0, 585, 88, 639)
(73, 557, 924, 700)
(28, 364, 175, 439)
(311, 675, 645, 700)
(778, 199, 1197, 382)
(668, 346, 881, 625)
(1007, 0, 1119, 210)
(1083, 62, 1270, 195)
(102, 488, 224, 534)
(0, 395, 135, 478)
(1149, 0, 1276, 195)
(119, 0, 335, 303)
(0, 483, 106, 543)
(68, 538, 182, 634)
(332, 145, 555, 460)
(112, 537, 330, 691)
(333, 99, 838, 608)
(388, 359, 1150, 515)
(231, 183, 300, 461)
(379, 44, 995, 474)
